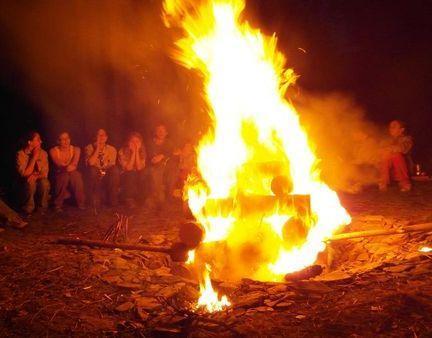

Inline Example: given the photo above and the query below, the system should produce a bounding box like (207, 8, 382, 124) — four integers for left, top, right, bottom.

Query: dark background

(0, 0, 431, 195)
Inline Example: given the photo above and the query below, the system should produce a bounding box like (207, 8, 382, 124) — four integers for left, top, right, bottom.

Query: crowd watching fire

(1, 1, 430, 333)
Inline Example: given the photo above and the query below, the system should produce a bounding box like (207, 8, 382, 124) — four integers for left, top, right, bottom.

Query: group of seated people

(15, 124, 195, 216)
(0, 119, 414, 230)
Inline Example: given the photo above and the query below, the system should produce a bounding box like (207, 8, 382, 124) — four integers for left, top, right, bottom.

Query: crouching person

(49, 132, 85, 211)
(85, 129, 119, 208)
(379, 120, 413, 192)
(119, 132, 146, 208)
(16, 131, 50, 215)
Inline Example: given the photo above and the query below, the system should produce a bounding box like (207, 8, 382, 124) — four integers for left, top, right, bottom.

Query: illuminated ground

(1, 183, 432, 337)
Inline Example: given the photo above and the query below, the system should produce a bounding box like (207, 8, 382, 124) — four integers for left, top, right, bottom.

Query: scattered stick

(104, 214, 129, 242)
(328, 222, 432, 242)
(53, 238, 190, 262)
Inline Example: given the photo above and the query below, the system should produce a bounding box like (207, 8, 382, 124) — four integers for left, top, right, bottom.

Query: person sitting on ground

(146, 124, 175, 210)
(0, 198, 28, 229)
(379, 120, 413, 192)
(49, 131, 85, 211)
(118, 131, 146, 208)
(85, 129, 120, 208)
(16, 131, 50, 215)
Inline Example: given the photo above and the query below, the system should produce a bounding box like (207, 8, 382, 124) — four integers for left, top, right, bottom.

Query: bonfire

(163, 0, 351, 312)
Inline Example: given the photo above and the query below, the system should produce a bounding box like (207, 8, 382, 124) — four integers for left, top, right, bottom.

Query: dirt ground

(1, 183, 432, 337)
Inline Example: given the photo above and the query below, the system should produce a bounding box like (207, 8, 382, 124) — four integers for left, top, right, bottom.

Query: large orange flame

(163, 0, 351, 311)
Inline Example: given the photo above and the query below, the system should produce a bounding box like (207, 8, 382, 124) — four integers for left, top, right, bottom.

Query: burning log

(203, 194, 311, 218)
(282, 217, 309, 248)
(284, 265, 323, 281)
(328, 222, 432, 242)
(270, 175, 293, 197)
(179, 222, 204, 249)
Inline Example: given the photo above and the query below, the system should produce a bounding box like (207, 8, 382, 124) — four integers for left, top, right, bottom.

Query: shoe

(78, 205, 86, 211)
(378, 183, 388, 192)
(400, 185, 412, 192)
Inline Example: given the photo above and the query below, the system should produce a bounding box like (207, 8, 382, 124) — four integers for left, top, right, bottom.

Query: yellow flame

(196, 264, 231, 312)
(164, 0, 351, 309)
(419, 246, 432, 253)
(186, 249, 196, 264)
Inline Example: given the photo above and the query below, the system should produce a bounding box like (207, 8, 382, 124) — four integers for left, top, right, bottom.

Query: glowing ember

(419, 246, 432, 253)
(163, 0, 351, 310)
(196, 264, 231, 312)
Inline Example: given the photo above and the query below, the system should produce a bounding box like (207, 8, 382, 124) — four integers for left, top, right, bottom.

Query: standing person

(146, 124, 174, 210)
(16, 131, 50, 215)
(49, 132, 85, 211)
(379, 120, 413, 192)
(85, 129, 120, 208)
(118, 132, 146, 208)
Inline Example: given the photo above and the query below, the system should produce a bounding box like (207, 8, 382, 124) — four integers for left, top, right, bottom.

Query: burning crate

(189, 193, 313, 282)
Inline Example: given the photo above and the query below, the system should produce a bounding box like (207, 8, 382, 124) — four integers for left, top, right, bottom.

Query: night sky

(1, 0, 431, 194)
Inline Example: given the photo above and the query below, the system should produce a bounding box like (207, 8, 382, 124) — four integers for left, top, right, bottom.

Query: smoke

(0, 0, 207, 147)
(294, 90, 384, 193)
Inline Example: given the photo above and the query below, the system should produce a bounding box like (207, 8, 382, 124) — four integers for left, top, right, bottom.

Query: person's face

(28, 133, 42, 149)
(96, 129, 108, 144)
(155, 125, 168, 140)
(58, 132, 71, 147)
(128, 136, 142, 149)
(389, 121, 404, 137)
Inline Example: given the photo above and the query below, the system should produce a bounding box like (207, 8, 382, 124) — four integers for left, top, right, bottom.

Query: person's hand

(66, 164, 76, 172)
(32, 146, 41, 158)
(152, 154, 165, 164)
(96, 141, 103, 151)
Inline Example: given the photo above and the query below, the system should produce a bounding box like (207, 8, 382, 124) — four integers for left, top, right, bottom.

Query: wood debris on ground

(1, 185, 432, 336)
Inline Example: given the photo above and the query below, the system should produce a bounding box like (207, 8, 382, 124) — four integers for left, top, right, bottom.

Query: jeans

(22, 177, 50, 213)
(147, 157, 179, 209)
(53, 170, 85, 208)
(380, 153, 411, 189)
(122, 170, 146, 203)
(88, 166, 120, 207)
